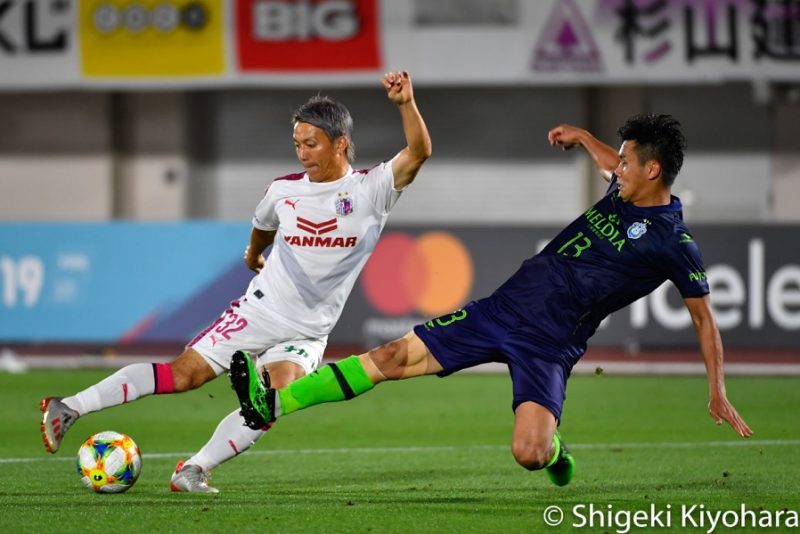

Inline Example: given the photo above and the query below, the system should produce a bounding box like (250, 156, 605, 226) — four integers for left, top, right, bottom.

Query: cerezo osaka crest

(627, 221, 648, 240)
(335, 192, 354, 216)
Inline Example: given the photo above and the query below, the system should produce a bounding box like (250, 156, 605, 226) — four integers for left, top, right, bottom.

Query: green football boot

(545, 431, 575, 487)
(229, 350, 276, 430)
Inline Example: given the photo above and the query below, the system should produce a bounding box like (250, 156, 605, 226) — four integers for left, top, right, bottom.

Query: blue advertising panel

(0, 223, 253, 343)
(2, 223, 798, 348)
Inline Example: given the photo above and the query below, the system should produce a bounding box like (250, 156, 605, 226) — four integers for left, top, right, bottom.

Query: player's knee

(368, 339, 407, 380)
(511, 439, 551, 471)
(169, 350, 216, 392)
(169, 364, 209, 392)
(267, 363, 306, 389)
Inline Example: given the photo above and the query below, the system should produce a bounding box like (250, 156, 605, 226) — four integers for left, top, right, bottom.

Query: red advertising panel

(237, 0, 381, 71)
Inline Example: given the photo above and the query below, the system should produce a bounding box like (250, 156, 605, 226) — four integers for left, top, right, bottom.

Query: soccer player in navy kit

(229, 114, 753, 487)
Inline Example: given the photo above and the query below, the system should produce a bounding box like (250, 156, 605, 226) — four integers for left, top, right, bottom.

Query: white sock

(63, 363, 155, 416)
(186, 409, 266, 471)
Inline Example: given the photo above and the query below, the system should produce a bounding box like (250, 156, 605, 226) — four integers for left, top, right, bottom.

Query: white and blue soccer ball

(76, 431, 142, 493)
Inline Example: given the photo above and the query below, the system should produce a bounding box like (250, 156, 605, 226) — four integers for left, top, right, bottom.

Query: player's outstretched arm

(384, 71, 432, 190)
(547, 124, 619, 182)
(684, 295, 753, 438)
(244, 228, 276, 273)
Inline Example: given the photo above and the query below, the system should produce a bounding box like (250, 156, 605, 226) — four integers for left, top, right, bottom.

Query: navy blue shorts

(413, 299, 569, 420)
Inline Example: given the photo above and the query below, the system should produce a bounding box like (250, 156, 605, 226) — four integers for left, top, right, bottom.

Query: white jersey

(247, 160, 401, 338)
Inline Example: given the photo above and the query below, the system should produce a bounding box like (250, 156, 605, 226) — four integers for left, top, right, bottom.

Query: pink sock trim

(228, 440, 239, 456)
(153, 363, 175, 394)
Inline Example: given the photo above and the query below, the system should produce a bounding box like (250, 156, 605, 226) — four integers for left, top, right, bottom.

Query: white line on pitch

(2, 439, 799, 465)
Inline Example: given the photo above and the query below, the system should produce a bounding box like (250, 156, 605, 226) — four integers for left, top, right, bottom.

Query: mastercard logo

(361, 232, 473, 317)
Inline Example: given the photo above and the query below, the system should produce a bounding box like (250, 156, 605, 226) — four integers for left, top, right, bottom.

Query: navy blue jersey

(489, 176, 709, 366)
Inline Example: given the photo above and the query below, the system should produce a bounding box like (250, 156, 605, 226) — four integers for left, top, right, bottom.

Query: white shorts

(188, 296, 326, 376)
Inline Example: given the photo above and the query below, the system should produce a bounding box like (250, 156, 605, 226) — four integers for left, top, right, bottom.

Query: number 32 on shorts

(214, 310, 248, 340)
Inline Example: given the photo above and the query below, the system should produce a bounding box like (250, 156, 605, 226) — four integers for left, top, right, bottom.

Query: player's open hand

(709, 395, 753, 438)
(547, 124, 585, 150)
(383, 71, 414, 106)
(244, 245, 265, 273)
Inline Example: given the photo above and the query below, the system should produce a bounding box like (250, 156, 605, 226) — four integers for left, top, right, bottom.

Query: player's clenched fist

(244, 245, 265, 273)
(383, 71, 414, 106)
(547, 124, 587, 151)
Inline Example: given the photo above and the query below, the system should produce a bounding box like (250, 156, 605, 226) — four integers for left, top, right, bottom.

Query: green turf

(1, 370, 799, 533)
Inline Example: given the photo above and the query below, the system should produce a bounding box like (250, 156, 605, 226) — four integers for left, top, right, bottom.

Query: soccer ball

(76, 431, 142, 493)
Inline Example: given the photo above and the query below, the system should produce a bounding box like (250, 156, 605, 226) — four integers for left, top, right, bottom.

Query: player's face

(614, 140, 655, 203)
(293, 122, 347, 183)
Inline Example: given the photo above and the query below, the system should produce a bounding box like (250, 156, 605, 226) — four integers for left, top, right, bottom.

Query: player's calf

(367, 339, 408, 380)
(170, 349, 218, 391)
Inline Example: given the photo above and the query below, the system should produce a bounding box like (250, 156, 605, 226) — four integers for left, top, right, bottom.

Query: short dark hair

(617, 114, 686, 186)
(292, 96, 355, 162)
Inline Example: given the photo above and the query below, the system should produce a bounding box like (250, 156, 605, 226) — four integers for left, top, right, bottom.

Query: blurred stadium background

(2, 1, 800, 531)
(1, 0, 799, 373)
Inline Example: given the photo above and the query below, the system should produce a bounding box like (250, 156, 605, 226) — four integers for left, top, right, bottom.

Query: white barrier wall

(188, 84, 796, 224)
(773, 100, 800, 223)
(0, 93, 113, 220)
(115, 93, 188, 220)
(0, 85, 798, 223)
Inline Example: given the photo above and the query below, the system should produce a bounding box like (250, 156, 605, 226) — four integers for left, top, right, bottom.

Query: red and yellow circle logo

(361, 232, 473, 316)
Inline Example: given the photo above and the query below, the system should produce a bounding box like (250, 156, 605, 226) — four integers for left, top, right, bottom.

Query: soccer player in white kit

(40, 71, 432, 493)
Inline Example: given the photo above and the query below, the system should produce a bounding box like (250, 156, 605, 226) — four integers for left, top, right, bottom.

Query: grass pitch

(1, 369, 798, 533)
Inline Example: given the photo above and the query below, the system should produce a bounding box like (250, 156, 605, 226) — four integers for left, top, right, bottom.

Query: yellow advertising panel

(80, 0, 224, 77)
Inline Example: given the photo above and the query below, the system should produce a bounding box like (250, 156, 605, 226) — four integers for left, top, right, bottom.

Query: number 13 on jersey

(557, 232, 592, 258)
